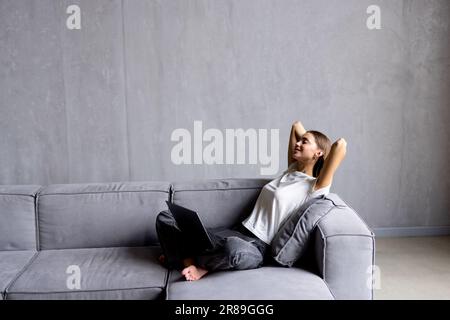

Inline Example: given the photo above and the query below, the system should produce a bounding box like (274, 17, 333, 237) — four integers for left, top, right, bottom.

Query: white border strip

(373, 226, 450, 237)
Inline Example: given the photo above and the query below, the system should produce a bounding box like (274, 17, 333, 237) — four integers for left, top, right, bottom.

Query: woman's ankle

(183, 257, 195, 268)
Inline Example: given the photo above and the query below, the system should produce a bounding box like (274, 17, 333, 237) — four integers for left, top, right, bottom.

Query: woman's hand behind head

(333, 138, 347, 148)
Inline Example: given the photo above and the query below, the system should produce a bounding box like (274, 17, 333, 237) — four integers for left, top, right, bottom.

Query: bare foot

(181, 265, 209, 281)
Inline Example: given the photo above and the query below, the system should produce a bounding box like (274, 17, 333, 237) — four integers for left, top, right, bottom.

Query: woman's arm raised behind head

(313, 138, 347, 191)
(288, 121, 307, 167)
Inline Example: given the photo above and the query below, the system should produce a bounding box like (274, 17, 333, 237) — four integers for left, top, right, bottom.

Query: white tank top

(242, 162, 331, 245)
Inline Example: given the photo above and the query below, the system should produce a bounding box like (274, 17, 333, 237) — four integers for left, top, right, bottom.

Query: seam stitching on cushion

(34, 186, 45, 251)
(39, 189, 170, 197)
(35, 193, 40, 251)
(317, 225, 336, 299)
(33, 245, 163, 251)
(317, 225, 326, 280)
(324, 234, 375, 239)
(4, 251, 40, 299)
(172, 186, 265, 193)
(7, 286, 165, 295)
(0, 193, 37, 197)
(324, 193, 346, 207)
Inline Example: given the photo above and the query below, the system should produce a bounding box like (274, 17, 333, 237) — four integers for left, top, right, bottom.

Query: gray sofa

(0, 179, 375, 300)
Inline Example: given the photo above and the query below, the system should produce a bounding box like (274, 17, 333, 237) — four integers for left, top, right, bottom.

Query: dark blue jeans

(155, 210, 268, 271)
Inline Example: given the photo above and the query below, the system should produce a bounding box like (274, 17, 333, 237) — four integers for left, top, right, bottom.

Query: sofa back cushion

(0, 185, 41, 250)
(171, 179, 271, 229)
(37, 182, 170, 250)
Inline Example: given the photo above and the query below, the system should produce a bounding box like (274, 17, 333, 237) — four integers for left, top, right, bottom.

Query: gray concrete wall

(0, 0, 449, 229)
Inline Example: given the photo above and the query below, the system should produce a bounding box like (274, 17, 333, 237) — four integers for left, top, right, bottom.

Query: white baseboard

(373, 226, 450, 237)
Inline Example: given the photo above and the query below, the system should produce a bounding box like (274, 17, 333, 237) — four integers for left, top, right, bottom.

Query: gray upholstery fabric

(0, 251, 37, 300)
(172, 179, 271, 229)
(0, 179, 373, 300)
(7, 287, 164, 300)
(167, 266, 334, 300)
(271, 193, 348, 267)
(315, 207, 375, 300)
(0, 185, 41, 250)
(6, 246, 168, 300)
(37, 182, 170, 249)
(0, 185, 41, 194)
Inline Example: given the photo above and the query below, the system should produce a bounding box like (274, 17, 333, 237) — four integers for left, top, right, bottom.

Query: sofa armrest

(314, 207, 375, 300)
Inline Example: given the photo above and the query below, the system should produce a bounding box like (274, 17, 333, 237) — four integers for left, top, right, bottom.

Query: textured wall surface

(0, 0, 449, 229)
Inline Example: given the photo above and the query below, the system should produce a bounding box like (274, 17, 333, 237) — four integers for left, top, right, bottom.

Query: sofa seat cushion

(7, 247, 168, 300)
(0, 251, 37, 299)
(167, 266, 334, 300)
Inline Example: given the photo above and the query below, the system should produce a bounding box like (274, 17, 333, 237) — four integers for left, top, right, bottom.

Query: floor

(374, 236, 450, 300)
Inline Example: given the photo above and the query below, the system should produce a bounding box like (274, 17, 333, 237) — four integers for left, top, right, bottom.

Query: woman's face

(292, 132, 322, 163)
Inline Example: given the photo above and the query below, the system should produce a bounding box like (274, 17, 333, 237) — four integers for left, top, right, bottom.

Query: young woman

(156, 120, 347, 281)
